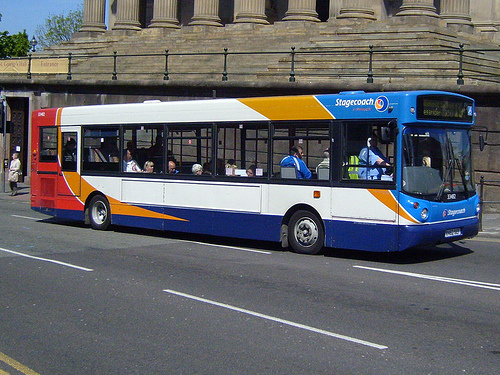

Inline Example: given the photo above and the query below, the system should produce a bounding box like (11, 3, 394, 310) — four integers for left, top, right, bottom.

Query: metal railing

(8, 43, 500, 85)
(478, 175, 500, 231)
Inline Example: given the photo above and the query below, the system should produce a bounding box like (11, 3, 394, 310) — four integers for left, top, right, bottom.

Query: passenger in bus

(246, 165, 256, 177)
(124, 149, 142, 172)
(192, 164, 203, 175)
(225, 159, 238, 176)
(101, 138, 119, 162)
(358, 134, 391, 180)
(144, 161, 155, 173)
(63, 137, 77, 163)
(280, 145, 312, 179)
(168, 160, 179, 174)
(316, 148, 329, 173)
(422, 156, 431, 167)
(148, 135, 163, 158)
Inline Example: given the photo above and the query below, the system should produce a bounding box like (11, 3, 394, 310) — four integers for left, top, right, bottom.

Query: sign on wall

(0, 58, 67, 74)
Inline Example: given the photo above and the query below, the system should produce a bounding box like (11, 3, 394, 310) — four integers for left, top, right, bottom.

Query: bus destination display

(417, 95, 473, 123)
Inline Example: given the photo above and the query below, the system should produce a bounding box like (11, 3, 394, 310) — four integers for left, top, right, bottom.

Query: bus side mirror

(473, 126, 488, 152)
(479, 134, 485, 151)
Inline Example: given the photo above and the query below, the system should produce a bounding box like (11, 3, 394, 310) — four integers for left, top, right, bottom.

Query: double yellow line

(0, 351, 40, 375)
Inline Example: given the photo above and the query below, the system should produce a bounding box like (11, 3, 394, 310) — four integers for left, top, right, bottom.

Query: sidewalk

(2, 182, 498, 240)
(478, 213, 500, 239)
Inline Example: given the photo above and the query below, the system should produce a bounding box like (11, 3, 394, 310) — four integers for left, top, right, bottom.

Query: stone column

(189, 0, 223, 26)
(396, 0, 438, 18)
(283, 0, 320, 22)
(234, 0, 269, 24)
(327, 0, 340, 21)
(337, 0, 376, 20)
(80, 0, 107, 33)
(471, 0, 500, 38)
(150, 0, 180, 28)
(441, 0, 473, 29)
(112, 0, 142, 31)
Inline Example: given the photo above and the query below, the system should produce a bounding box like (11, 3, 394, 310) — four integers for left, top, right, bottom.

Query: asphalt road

(1, 191, 499, 374)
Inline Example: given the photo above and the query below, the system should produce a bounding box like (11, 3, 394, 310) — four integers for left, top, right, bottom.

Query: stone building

(1, 0, 499, 210)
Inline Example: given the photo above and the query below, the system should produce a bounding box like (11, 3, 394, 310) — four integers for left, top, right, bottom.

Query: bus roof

(44, 91, 473, 126)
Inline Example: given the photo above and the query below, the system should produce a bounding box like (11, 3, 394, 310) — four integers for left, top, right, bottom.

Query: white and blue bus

(31, 91, 480, 254)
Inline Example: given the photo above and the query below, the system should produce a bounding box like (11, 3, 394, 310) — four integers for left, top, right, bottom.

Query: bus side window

(62, 132, 77, 171)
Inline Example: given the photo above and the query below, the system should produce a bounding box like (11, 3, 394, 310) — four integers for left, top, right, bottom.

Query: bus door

(33, 123, 59, 211)
(58, 130, 81, 197)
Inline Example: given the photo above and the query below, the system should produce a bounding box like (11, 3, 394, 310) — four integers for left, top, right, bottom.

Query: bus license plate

(445, 228, 462, 238)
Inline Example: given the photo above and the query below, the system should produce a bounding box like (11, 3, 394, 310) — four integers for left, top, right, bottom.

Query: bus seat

(281, 166, 297, 179)
(317, 168, 329, 180)
(348, 155, 359, 179)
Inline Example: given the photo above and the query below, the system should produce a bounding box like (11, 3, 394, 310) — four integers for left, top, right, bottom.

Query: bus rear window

(40, 127, 58, 162)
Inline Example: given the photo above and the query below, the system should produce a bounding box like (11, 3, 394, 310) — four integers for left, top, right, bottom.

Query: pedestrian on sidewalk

(8, 152, 21, 196)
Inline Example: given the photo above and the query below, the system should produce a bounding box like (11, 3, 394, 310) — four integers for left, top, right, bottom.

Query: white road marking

(0, 247, 93, 272)
(177, 239, 272, 254)
(164, 289, 388, 350)
(11, 214, 42, 221)
(354, 265, 500, 291)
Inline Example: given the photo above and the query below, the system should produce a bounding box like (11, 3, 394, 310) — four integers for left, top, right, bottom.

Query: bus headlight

(421, 208, 429, 221)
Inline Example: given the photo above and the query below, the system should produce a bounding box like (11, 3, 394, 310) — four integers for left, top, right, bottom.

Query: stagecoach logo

(335, 97, 374, 108)
(443, 208, 466, 218)
(334, 95, 390, 112)
(374, 96, 389, 112)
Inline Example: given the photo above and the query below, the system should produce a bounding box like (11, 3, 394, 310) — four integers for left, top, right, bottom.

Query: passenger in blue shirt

(280, 145, 312, 179)
(358, 134, 391, 180)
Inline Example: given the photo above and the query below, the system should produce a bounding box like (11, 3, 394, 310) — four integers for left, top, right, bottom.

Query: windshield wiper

(436, 138, 454, 201)
(436, 138, 469, 201)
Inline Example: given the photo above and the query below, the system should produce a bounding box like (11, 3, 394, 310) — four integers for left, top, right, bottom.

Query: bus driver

(358, 133, 391, 180)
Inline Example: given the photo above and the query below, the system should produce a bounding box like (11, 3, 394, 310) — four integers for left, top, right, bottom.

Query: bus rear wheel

(89, 195, 111, 230)
(288, 210, 325, 255)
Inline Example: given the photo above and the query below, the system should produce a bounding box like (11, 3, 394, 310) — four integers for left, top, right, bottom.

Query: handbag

(8, 171, 18, 182)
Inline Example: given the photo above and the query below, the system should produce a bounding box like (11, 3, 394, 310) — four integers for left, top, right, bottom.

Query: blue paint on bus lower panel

(324, 219, 399, 252)
(112, 205, 282, 243)
(34, 203, 479, 253)
(398, 216, 479, 251)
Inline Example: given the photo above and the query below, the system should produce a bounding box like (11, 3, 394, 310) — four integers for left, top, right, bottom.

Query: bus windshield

(402, 127, 475, 201)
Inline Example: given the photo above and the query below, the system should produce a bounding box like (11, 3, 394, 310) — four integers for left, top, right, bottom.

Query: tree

(0, 12, 31, 57)
(35, 6, 83, 48)
(0, 31, 30, 58)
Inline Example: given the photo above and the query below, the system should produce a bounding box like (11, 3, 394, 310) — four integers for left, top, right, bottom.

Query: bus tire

(89, 195, 111, 230)
(288, 210, 325, 255)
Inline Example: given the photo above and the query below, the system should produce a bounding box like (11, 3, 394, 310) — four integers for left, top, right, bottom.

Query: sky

(1, 0, 84, 39)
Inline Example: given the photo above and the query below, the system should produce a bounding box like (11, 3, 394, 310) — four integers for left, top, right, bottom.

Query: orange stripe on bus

(76, 178, 188, 222)
(238, 96, 334, 121)
(367, 189, 419, 224)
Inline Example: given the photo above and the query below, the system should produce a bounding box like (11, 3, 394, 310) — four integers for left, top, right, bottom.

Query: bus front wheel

(88, 195, 111, 230)
(288, 210, 325, 255)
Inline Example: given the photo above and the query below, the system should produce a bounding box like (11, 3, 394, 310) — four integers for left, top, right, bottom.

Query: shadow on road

(41, 218, 474, 265)
(323, 242, 473, 264)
